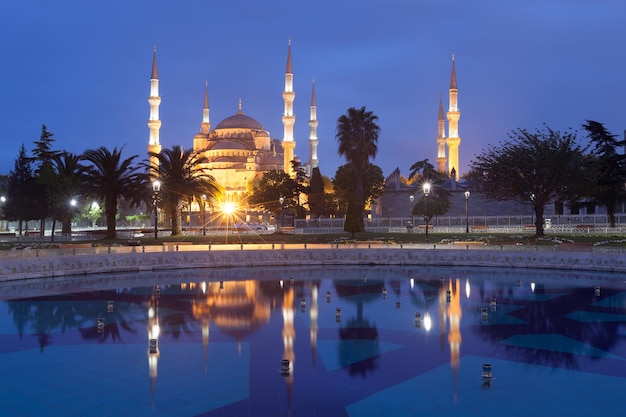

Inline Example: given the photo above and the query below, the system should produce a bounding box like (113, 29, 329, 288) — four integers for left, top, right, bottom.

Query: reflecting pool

(0, 265, 625, 416)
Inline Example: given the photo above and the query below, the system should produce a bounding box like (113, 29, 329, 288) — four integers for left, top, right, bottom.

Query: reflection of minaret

(282, 286, 295, 415)
(282, 39, 296, 177)
(436, 95, 447, 173)
(446, 53, 461, 179)
(447, 279, 463, 402)
(147, 289, 161, 409)
(307, 79, 319, 173)
(309, 284, 318, 370)
(147, 46, 162, 173)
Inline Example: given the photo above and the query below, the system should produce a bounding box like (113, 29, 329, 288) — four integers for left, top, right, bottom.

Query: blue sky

(1, 0, 624, 179)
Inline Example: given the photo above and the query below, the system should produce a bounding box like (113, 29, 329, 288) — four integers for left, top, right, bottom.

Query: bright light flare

(222, 202, 237, 215)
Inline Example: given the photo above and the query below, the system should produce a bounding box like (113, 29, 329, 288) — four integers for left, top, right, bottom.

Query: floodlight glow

(222, 202, 237, 214)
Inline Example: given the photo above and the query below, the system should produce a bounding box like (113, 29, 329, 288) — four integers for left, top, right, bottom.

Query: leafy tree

(582, 120, 626, 227)
(248, 170, 298, 223)
(82, 147, 143, 239)
(332, 162, 385, 237)
(148, 146, 221, 235)
(408, 159, 451, 221)
(290, 159, 310, 218)
(336, 106, 380, 233)
(468, 125, 588, 237)
(5, 145, 46, 234)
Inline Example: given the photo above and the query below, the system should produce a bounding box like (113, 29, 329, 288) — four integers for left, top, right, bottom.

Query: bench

(127, 240, 141, 246)
(59, 243, 92, 249)
(453, 241, 485, 247)
(471, 225, 488, 232)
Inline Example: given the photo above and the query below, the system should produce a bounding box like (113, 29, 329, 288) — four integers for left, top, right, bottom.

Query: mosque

(146, 41, 319, 210)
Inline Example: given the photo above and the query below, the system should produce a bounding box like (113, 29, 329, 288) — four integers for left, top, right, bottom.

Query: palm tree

(82, 147, 142, 239)
(50, 152, 87, 238)
(148, 146, 221, 236)
(336, 107, 380, 233)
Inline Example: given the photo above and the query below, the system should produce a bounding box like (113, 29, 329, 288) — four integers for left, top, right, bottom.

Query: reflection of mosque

(146, 278, 320, 414)
(145, 275, 466, 407)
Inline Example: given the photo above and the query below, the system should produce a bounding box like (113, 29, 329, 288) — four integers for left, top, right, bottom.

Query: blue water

(0, 265, 625, 416)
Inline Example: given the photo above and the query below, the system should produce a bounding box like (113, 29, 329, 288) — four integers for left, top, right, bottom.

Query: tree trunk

(105, 201, 117, 239)
(50, 218, 56, 242)
(534, 204, 545, 237)
(170, 204, 182, 236)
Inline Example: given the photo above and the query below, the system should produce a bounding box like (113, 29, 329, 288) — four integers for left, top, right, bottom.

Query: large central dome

(215, 113, 264, 130)
(215, 101, 264, 130)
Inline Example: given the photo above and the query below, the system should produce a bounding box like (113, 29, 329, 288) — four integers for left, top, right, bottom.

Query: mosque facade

(147, 42, 319, 209)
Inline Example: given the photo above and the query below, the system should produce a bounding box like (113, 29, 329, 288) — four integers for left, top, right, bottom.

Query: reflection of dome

(215, 113, 263, 130)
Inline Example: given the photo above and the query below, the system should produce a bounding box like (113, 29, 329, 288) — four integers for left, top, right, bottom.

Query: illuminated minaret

(147, 46, 162, 172)
(308, 79, 319, 171)
(436, 95, 447, 173)
(446, 53, 461, 179)
(201, 81, 210, 134)
(282, 40, 296, 177)
(193, 81, 211, 151)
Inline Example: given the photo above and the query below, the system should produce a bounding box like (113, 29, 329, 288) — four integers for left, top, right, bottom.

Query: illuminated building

(147, 41, 320, 206)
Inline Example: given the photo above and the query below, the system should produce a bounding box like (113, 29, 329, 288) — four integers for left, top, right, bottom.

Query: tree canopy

(582, 120, 626, 227)
(468, 125, 588, 236)
(335, 106, 380, 233)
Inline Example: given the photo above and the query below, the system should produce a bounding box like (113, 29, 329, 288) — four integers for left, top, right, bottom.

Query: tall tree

(308, 167, 325, 218)
(336, 106, 380, 233)
(582, 120, 626, 227)
(82, 147, 142, 239)
(148, 146, 221, 236)
(5, 145, 45, 234)
(468, 125, 589, 237)
(332, 162, 385, 237)
(32, 125, 61, 236)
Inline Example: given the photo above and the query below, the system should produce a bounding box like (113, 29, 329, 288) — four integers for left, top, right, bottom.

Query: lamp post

(409, 195, 414, 232)
(464, 191, 470, 233)
(423, 183, 431, 243)
(152, 180, 161, 243)
(202, 195, 207, 236)
(278, 196, 284, 233)
(0, 196, 5, 231)
(530, 193, 535, 226)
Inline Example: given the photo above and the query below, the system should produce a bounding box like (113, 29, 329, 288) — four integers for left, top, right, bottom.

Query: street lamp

(423, 183, 431, 243)
(464, 191, 470, 233)
(152, 180, 161, 243)
(530, 193, 535, 226)
(278, 196, 284, 233)
(202, 195, 207, 236)
(409, 195, 414, 232)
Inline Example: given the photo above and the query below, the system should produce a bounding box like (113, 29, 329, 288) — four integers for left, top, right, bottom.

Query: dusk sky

(1, 0, 624, 179)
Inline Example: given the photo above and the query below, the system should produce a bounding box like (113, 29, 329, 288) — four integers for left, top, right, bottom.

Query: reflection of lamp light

(335, 307, 342, 322)
(415, 312, 421, 328)
(382, 287, 388, 299)
(107, 300, 114, 312)
(423, 312, 432, 331)
(465, 279, 471, 299)
(594, 286, 601, 296)
(97, 316, 105, 333)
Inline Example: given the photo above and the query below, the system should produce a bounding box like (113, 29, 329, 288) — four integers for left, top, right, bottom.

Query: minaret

(307, 79, 319, 171)
(147, 46, 162, 172)
(282, 40, 296, 176)
(446, 53, 461, 179)
(193, 81, 211, 152)
(201, 80, 210, 134)
(436, 95, 447, 174)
